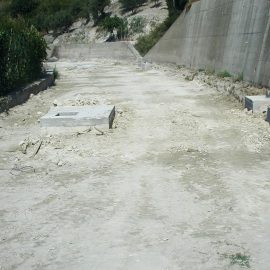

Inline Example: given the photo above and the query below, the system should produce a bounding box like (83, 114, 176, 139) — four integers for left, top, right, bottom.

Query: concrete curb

(0, 71, 55, 113)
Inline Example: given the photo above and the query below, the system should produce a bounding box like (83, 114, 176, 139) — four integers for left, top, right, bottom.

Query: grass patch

(218, 70, 232, 78)
(229, 253, 250, 268)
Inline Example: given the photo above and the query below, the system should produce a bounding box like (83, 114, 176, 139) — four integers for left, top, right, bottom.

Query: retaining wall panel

(146, 0, 270, 88)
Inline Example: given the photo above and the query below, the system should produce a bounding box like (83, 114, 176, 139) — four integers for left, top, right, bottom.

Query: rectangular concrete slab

(245, 96, 270, 113)
(40, 105, 115, 128)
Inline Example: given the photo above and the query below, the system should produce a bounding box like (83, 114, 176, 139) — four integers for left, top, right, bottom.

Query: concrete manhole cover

(40, 105, 115, 128)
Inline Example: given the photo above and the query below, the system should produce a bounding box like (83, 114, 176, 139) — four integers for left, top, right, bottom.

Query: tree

(10, 0, 38, 17)
(119, 0, 147, 14)
(166, 0, 187, 16)
(88, 0, 111, 24)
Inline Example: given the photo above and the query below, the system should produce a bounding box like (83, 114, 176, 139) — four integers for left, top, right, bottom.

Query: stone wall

(145, 0, 270, 88)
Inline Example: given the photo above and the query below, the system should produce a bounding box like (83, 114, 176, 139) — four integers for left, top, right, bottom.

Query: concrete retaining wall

(53, 42, 140, 61)
(0, 72, 55, 113)
(145, 0, 270, 88)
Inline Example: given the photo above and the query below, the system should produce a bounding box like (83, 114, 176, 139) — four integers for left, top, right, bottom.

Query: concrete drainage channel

(2, 43, 270, 270)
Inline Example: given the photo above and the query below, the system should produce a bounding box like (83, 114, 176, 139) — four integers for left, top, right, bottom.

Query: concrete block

(245, 96, 270, 113)
(267, 106, 270, 123)
(40, 105, 115, 128)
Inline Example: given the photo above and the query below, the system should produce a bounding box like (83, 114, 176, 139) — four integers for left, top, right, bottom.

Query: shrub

(101, 16, 128, 40)
(53, 67, 59, 80)
(7, 0, 111, 32)
(33, 0, 79, 31)
(46, 10, 73, 30)
(0, 17, 47, 96)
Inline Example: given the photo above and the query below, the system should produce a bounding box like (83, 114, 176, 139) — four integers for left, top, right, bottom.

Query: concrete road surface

(0, 59, 270, 270)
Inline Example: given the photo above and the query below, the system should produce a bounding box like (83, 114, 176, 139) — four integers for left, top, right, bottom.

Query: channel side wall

(145, 0, 270, 88)
(0, 72, 55, 113)
(53, 42, 140, 61)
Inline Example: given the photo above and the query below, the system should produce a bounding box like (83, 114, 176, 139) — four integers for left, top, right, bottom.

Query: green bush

(32, 0, 82, 31)
(101, 16, 128, 40)
(0, 17, 47, 96)
(45, 10, 73, 31)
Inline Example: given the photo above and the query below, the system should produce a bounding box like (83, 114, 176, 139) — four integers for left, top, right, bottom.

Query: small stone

(31, 138, 39, 145)
(48, 57, 58, 62)
(57, 161, 63, 167)
(19, 141, 25, 146)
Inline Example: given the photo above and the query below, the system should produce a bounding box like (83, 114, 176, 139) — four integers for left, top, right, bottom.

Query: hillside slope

(50, 0, 168, 45)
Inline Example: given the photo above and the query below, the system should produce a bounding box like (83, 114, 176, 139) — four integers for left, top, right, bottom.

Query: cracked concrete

(0, 58, 270, 270)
